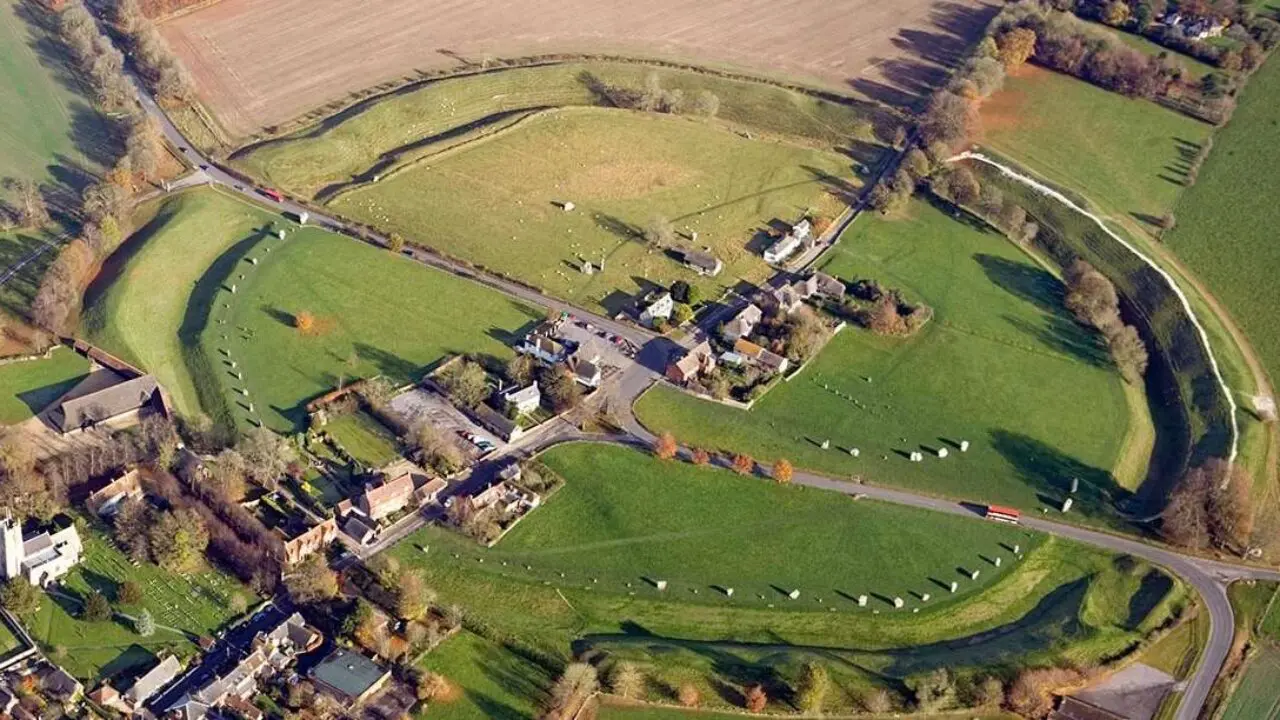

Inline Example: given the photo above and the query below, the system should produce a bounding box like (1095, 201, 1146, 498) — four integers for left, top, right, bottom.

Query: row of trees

(113, 497, 209, 572)
(1163, 458, 1253, 550)
(1063, 260, 1150, 382)
(57, 1, 133, 111)
(110, 0, 194, 103)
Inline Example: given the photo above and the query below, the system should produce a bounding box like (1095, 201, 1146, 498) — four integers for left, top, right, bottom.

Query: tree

(911, 668, 955, 712)
(654, 432, 678, 460)
(678, 683, 700, 708)
(732, 454, 754, 475)
(84, 591, 111, 622)
(149, 508, 208, 573)
(118, 580, 143, 605)
(506, 354, 536, 387)
(609, 662, 644, 699)
(643, 215, 675, 247)
(672, 302, 694, 326)
(796, 662, 829, 713)
(670, 280, 693, 304)
(113, 496, 152, 561)
(943, 166, 981, 206)
(541, 363, 581, 412)
(1008, 667, 1083, 719)
(10, 180, 49, 229)
(744, 685, 768, 713)
(414, 424, 465, 476)
(902, 148, 932, 180)
(978, 183, 1004, 217)
(135, 608, 155, 637)
(286, 553, 339, 604)
(1103, 0, 1131, 25)
(396, 572, 436, 621)
(692, 90, 720, 117)
(973, 675, 1004, 707)
(295, 311, 315, 332)
(416, 671, 450, 702)
(387, 233, 406, 254)
(545, 663, 598, 719)
(1203, 459, 1254, 549)
(998, 201, 1028, 234)
(772, 458, 794, 484)
(861, 688, 892, 713)
(691, 448, 710, 466)
(1064, 260, 1121, 332)
(1107, 324, 1149, 383)
(208, 449, 247, 502)
(82, 181, 130, 224)
(438, 359, 489, 409)
(237, 427, 296, 489)
(1163, 469, 1210, 549)
(920, 90, 977, 146)
(0, 578, 40, 616)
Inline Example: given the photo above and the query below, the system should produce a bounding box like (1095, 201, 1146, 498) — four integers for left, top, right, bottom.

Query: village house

(278, 517, 337, 565)
(93, 653, 183, 714)
(308, 649, 390, 706)
(766, 284, 804, 314)
(763, 219, 812, 264)
(570, 354, 602, 388)
(517, 334, 569, 365)
(665, 341, 717, 385)
(49, 374, 165, 434)
(733, 338, 791, 375)
(721, 304, 763, 342)
(355, 469, 417, 521)
(85, 468, 143, 518)
(471, 481, 540, 515)
(414, 477, 448, 505)
(501, 382, 541, 415)
(678, 248, 723, 277)
(638, 290, 675, 327)
(342, 514, 377, 546)
(36, 664, 82, 706)
(0, 516, 82, 587)
(794, 271, 846, 301)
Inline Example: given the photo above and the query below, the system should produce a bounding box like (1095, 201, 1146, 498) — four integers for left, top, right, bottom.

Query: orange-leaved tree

(654, 432, 678, 460)
(295, 311, 315, 333)
(732, 454, 754, 475)
(691, 448, 710, 466)
(773, 458, 794, 484)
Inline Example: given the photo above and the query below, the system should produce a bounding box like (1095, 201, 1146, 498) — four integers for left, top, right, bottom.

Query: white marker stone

(960, 440, 970, 452)
(788, 589, 801, 600)
(655, 580, 668, 591)
(857, 595, 868, 607)
(949, 581, 958, 593)
(893, 597, 904, 608)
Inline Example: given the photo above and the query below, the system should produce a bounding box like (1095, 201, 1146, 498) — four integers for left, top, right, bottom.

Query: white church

(0, 517, 83, 587)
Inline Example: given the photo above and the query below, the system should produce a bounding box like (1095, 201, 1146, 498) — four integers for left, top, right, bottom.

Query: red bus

(985, 504, 1021, 525)
(260, 188, 284, 203)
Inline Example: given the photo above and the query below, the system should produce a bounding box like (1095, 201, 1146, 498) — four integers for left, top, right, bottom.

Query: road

(126, 72, 1265, 720)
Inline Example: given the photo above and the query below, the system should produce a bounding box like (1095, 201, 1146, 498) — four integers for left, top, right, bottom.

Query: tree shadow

(802, 166, 861, 205)
(592, 212, 642, 242)
(989, 430, 1132, 519)
(1125, 570, 1173, 631)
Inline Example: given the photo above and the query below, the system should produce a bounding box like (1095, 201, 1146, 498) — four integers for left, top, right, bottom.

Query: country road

(121, 70, 1273, 720)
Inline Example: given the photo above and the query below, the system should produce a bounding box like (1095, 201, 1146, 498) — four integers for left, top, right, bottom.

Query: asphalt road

(126, 74, 1274, 720)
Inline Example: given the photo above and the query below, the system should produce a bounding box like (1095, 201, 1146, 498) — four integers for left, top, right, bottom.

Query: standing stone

(1070, 477, 1080, 494)
(970, 569, 980, 580)
(277, 230, 287, 239)
(994, 557, 1002, 568)
(960, 440, 970, 452)
(921, 593, 930, 602)
(850, 448, 860, 457)
(949, 581, 958, 593)
(893, 597, 904, 608)
(230, 284, 237, 293)
(655, 580, 668, 591)
(1062, 497, 1074, 513)
(820, 439, 830, 450)
(857, 595, 868, 607)
(788, 589, 801, 600)
(937, 447, 948, 458)
(1013, 544, 1020, 555)
(725, 588, 734, 597)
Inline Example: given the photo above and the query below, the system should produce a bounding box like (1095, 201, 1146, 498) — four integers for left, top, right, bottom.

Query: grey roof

(54, 374, 160, 432)
(309, 649, 388, 700)
(125, 655, 182, 704)
(682, 249, 721, 271)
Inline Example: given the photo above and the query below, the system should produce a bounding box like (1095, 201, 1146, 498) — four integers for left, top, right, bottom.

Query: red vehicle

(260, 188, 284, 203)
(984, 504, 1021, 525)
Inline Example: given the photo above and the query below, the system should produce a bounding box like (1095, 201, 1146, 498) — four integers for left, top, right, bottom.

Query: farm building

(49, 374, 165, 434)
(679, 248, 724, 277)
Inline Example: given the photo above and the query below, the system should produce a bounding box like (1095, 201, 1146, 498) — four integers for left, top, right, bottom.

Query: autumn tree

(860, 688, 892, 713)
(691, 448, 710, 466)
(796, 662, 829, 713)
(207, 448, 247, 502)
(732, 454, 754, 475)
(608, 662, 644, 699)
(654, 432, 678, 460)
(997, 27, 1038, 69)
(416, 671, 450, 702)
(118, 580, 143, 605)
(236, 427, 296, 490)
(113, 496, 152, 561)
(149, 508, 208, 573)
(772, 458, 794, 484)
(902, 147, 933, 180)
(7, 180, 48, 229)
(920, 90, 978, 147)
(643, 215, 675, 247)
(414, 424, 465, 476)
(286, 553, 339, 604)
(541, 363, 582, 412)
(1064, 260, 1120, 332)
(506, 354, 536, 386)
(1167, 460, 1255, 550)
(439, 359, 489, 409)
(295, 311, 315, 332)
(678, 683, 700, 708)
(972, 675, 1004, 707)
(1107, 324, 1149, 383)
(1008, 667, 1083, 719)
(941, 166, 982, 206)
(744, 685, 768, 713)
(396, 572, 436, 621)
(387, 233, 406, 254)
(911, 668, 955, 712)
(544, 663, 598, 720)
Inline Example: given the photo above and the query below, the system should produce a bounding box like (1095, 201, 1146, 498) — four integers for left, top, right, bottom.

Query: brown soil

(976, 63, 1049, 137)
(158, 0, 997, 138)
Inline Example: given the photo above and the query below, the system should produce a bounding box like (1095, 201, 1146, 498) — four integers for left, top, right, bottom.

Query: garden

(0, 346, 89, 424)
(635, 198, 1138, 521)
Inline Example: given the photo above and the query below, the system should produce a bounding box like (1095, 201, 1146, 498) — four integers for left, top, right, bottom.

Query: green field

(418, 631, 552, 720)
(0, 0, 111, 187)
(331, 108, 854, 314)
(0, 227, 61, 320)
(597, 705, 1020, 720)
(84, 187, 542, 435)
(1221, 645, 1280, 720)
(981, 65, 1213, 230)
(391, 444, 1179, 713)
(1164, 55, 1280, 394)
(29, 520, 249, 681)
(635, 198, 1133, 521)
(0, 346, 89, 424)
(325, 410, 400, 466)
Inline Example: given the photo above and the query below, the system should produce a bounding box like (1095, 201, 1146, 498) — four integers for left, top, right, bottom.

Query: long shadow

(973, 253, 1064, 315)
(1125, 569, 1173, 631)
(98, 645, 162, 684)
(989, 430, 1132, 520)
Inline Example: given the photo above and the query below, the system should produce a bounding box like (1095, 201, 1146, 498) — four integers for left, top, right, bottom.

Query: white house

(502, 383, 541, 415)
(763, 219, 813, 264)
(517, 334, 569, 365)
(638, 291, 674, 327)
(0, 517, 83, 587)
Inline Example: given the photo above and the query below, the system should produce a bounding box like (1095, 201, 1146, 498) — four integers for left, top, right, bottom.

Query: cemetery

(636, 198, 1137, 521)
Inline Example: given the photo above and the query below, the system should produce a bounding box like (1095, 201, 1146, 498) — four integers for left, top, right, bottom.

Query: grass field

(1221, 645, 1280, 720)
(331, 107, 855, 314)
(981, 65, 1213, 230)
(0, 346, 89, 424)
(0, 227, 61, 321)
(29, 519, 249, 681)
(84, 187, 541, 435)
(1164, 55, 1280, 394)
(326, 410, 400, 466)
(635, 198, 1133, 521)
(597, 704, 1020, 720)
(1139, 610, 1208, 679)
(391, 444, 1179, 713)
(0, 0, 112, 187)
(417, 631, 552, 720)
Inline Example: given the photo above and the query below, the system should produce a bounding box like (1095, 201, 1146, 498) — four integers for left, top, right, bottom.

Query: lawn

(635, 198, 1133, 521)
(331, 107, 856, 315)
(0, 0, 113, 187)
(391, 444, 1179, 713)
(980, 65, 1213, 230)
(233, 61, 888, 198)
(1164, 55, 1280, 395)
(325, 411, 400, 467)
(84, 187, 542, 436)
(1221, 644, 1280, 720)
(28, 519, 250, 682)
(0, 346, 89, 424)
(417, 631, 552, 720)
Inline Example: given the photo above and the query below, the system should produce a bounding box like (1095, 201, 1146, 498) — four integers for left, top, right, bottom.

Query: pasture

(1164, 55, 1280, 398)
(1221, 645, 1280, 720)
(0, 346, 89, 424)
(417, 631, 552, 720)
(331, 108, 854, 314)
(84, 188, 540, 435)
(29, 520, 249, 681)
(390, 444, 1179, 713)
(0, 228, 61, 321)
(980, 65, 1213, 230)
(635, 198, 1134, 520)
(159, 0, 990, 137)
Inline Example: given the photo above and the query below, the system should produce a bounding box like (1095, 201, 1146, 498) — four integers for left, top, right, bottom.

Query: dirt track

(159, 0, 995, 138)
